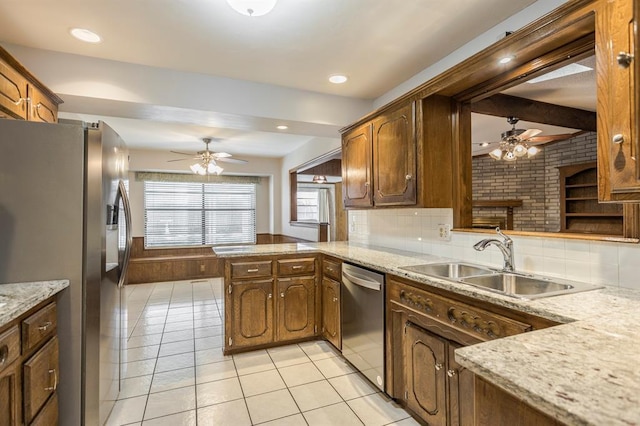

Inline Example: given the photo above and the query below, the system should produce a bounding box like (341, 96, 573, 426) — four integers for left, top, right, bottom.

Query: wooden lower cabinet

(225, 255, 319, 353)
(0, 299, 59, 425)
(0, 361, 20, 426)
(230, 279, 274, 348)
(321, 277, 341, 349)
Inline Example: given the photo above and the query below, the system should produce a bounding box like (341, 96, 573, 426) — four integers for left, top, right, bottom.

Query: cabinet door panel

(404, 322, 447, 426)
(373, 103, 416, 206)
(28, 85, 58, 123)
(342, 123, 373, 207)
(231, 280, 274, 348)
(321, 277, 341, 349)
(23, 336, 58, 424)
(0, 361, 20, 426)
(448, 342, 475, 426)
(597, 0, 640, 200)
(0, 57, 28, 120)
(277, 277, 315, 341)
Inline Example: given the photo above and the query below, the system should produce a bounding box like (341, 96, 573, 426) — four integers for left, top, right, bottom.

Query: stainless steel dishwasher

(341, 262, 385, 391)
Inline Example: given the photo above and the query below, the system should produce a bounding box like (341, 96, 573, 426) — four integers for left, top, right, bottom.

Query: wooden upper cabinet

(373, 102, 417, 206)
(597, 0, 640, 201)
(342, 122, 373, 207)
(0, 46, 62, 123)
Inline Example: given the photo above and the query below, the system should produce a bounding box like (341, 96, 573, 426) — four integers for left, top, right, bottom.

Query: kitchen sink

(400, 262, 603, 299)
(460, 273, 603, 299)
(400, 262, 495, 279)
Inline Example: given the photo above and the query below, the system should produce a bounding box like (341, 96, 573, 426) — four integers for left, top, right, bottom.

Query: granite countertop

(0, 280, 69, 328)
(215, 241, 640, 425)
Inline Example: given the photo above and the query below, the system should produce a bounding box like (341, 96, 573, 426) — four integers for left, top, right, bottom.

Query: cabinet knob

(0, 345, 7, 366)
(333, 297, 338, 302)
(268, 293, 273, 299)
(613, 134, 625, 145)
(280, 292, 285, 298)
(434, 363, 443, 371)
(405, 174, 412, 180)
(617, 51, 634, 68)
(364, 182, 370, 187)
(447, 369, 457, 377)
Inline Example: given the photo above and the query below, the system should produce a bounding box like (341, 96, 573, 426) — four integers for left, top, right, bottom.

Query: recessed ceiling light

(277, 125, 288, 130)
(70, 28, 102, 43)
(329, 75, 348, 84)
(498, 55, 514, 64)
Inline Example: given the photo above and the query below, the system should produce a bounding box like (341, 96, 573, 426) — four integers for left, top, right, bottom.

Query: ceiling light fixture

(277, 125, 288, 130)
(488, 117, 541, 161)
(70, 28, 102, 43)
(329, 74, 348, 84)
(498, 55, 514, 64)
(312, 175, 327, 184)
(226, 0, 277, 16)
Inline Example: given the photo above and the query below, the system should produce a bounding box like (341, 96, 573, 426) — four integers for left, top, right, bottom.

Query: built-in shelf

(560, 162, 623, 235)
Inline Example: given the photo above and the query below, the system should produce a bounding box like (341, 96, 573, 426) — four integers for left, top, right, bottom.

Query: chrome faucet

(473, 227, 515, 272)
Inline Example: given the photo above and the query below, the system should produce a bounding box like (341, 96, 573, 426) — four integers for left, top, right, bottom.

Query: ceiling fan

(487, 116, 577, 161)
(169, 138, 248, 175)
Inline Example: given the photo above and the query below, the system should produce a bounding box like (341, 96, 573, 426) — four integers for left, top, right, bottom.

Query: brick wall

(472, 132, 597, 232)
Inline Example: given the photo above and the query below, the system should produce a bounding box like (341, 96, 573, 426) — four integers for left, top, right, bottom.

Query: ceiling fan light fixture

(489, 149, 503, 160)
(513, 143, 527, 157)
(226, 0, 277, 16)
(527, 146, 540, 157)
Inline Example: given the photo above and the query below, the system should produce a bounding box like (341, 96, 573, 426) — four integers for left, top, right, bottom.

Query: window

(297, 189, 320, 222)
(144, 181, 256, 247)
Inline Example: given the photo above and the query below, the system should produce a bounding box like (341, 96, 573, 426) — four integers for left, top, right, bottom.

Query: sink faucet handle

(495, 227, 512, 244)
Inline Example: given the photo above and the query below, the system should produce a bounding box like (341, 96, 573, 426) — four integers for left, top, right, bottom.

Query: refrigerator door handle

(117, 180, 133, 288)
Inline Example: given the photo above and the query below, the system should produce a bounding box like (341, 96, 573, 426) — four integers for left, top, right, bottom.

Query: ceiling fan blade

(519, 128, 543, 140)
(167, 158, 192, 162)
(528, 133, 578, 144)
(216, 157, 248, 164)
(212, 152, 232, 158)
(170, 150, 195, 156)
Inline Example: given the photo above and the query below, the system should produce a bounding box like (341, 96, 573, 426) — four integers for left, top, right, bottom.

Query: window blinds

(144, 181, 256, 247)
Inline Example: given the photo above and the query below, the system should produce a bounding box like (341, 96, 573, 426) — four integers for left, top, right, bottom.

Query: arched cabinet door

(321, 276, 341, 350)
(230, 279, 274, 348)
(277, 277, 316, 341)
(342, 122, 373, 208)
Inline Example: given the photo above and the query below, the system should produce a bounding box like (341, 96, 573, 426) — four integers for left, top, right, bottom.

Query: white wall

(348, 208, 640, 291)
(127, 148, 281, 238)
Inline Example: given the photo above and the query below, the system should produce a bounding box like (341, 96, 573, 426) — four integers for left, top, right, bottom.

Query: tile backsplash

(348, 208, 640, 291)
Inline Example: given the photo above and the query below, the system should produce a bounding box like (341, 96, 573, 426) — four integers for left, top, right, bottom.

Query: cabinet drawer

(0, 57, 29, 120)
(29, 392, 57, 426)
(389, 279, 531, 343)
(322, 258, 341, 281)
(22, 303, 57, 353)
(0, 326, 20, 374)
(277, 258, 315, 276)
(230, 261, 272, 279)
(23, 336, 59, 424)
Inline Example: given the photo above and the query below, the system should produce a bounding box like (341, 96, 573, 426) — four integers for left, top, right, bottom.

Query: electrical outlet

(438, 224, 451, 241)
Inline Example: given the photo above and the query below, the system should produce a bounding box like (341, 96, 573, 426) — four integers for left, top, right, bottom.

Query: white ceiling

(0, 0, 543, 158)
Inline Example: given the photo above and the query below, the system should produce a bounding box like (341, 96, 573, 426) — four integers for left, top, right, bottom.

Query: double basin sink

(400, 262, 602, 299)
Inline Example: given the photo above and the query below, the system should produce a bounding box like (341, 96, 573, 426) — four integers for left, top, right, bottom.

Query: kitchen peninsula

(215, 242, 640, 426)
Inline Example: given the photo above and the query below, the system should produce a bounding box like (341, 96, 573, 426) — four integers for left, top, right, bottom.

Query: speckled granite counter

(0, 280, 69, 328)
(215, 241, 640, 425)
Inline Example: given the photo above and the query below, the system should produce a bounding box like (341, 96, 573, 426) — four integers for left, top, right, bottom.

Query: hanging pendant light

(226, 0, 278, 16)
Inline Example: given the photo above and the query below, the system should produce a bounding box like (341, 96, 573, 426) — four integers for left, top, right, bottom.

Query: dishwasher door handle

(343, 270, 382, 291)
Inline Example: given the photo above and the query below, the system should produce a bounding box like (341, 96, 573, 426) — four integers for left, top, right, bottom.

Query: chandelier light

(226, 0, 278, 16)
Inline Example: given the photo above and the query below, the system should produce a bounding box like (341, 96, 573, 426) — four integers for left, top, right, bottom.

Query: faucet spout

(473, 227, 515, 272)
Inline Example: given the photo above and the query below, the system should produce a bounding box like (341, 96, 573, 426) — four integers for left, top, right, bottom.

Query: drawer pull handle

(247, 268, 259, 273)
(292, 265, 303, 270)
(0, 345, 8, 366)
(45, 368, 58, 391)
(38, 321, 53, 332)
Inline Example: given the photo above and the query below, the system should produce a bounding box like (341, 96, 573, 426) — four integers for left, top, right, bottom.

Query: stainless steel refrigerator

(0, 118, 132, 425)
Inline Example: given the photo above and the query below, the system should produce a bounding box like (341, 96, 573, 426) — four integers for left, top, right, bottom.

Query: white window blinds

(144, 181, 256, 247)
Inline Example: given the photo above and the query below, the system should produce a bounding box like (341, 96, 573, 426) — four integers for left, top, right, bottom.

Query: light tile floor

(106, 278, 417, 426)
